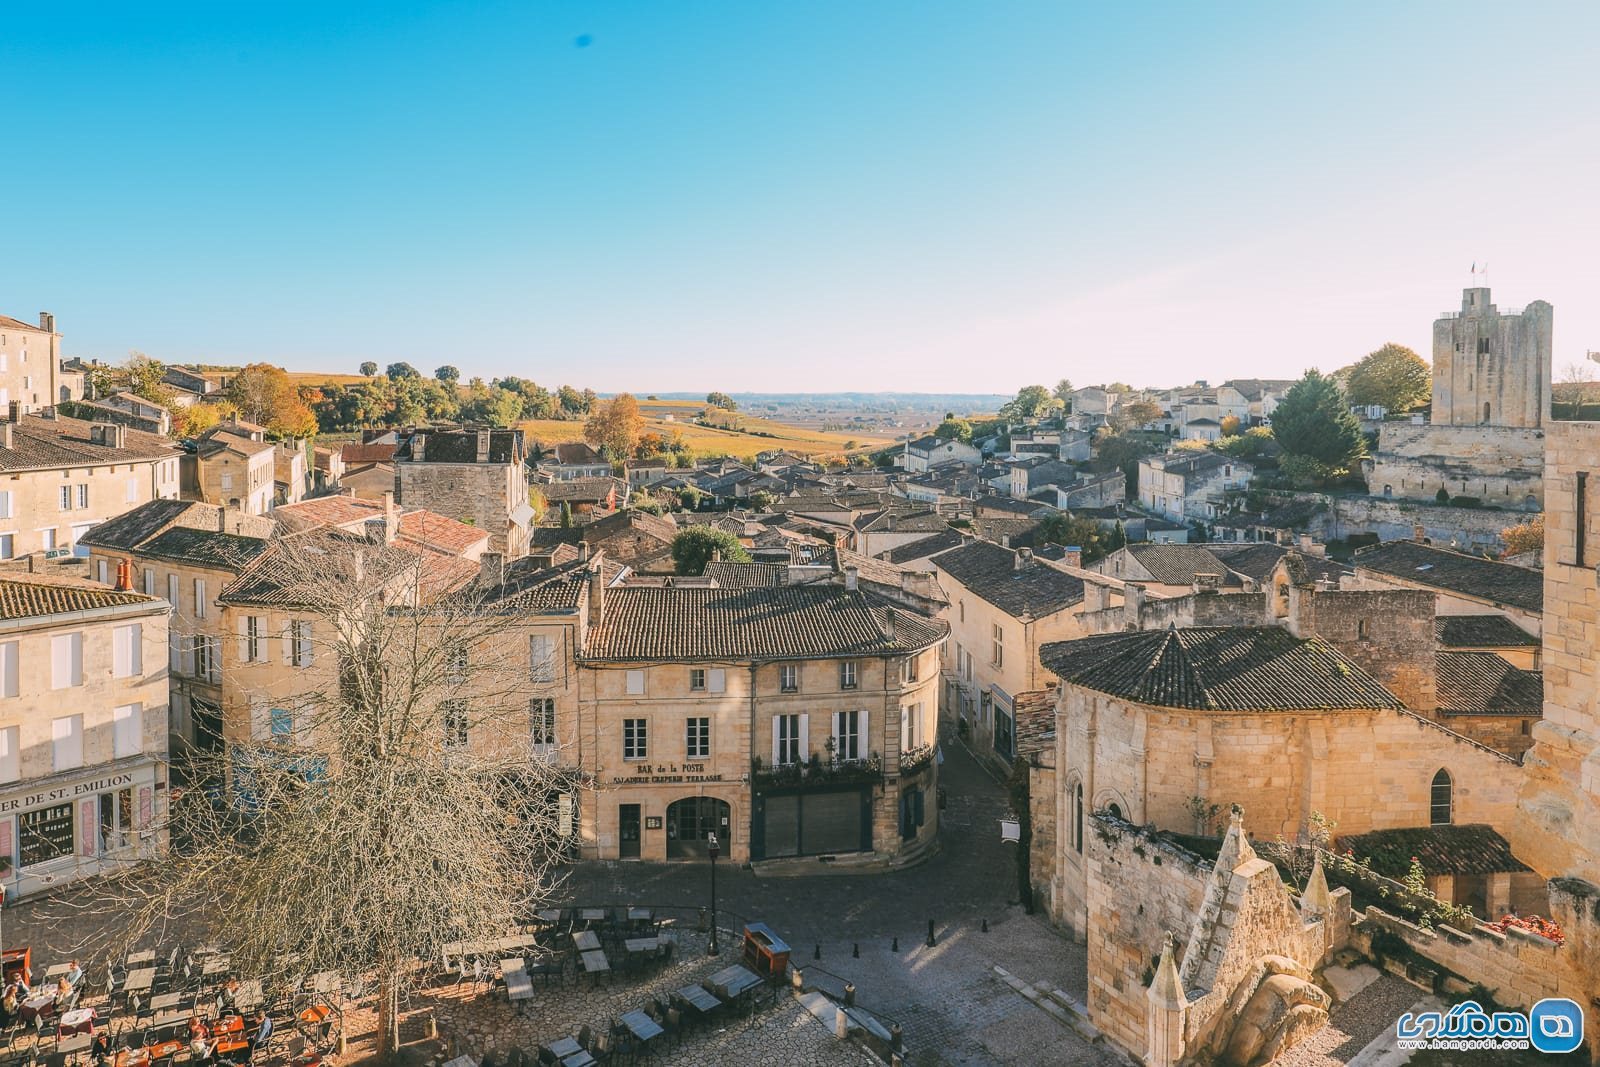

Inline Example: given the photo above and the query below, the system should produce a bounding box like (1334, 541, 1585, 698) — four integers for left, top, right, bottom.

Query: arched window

(1357, 619, 1369, 640)
(1430, 769, 1453, 826)
(1107, 802, 1123, 821)
(1072, 782, 1084, 854)
(1482, 402, 1492, 424)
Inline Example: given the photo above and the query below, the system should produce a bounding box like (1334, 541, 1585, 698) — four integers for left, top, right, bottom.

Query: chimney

(115, 558, 134, 592)
(578, 541, 591, 563)
(113, 424, 128, 449)
(413, 433, 427, 463)
(588, 558, 606, 626)
(1086, 582, 1111, 612)
(844, 566, 859, 591)
(1298, 532, 1313, 553)
(7, 401, 19, 423)
(479, 551, 504, 584)
(1413, 524, 1426, 543)
(26, 554, 39, 574)
(476, 429, 491, 463)
(383, 490, 398, 534)
(1062, 545, 1083, 569)
(1194, 572, 1222, 593)
(0, 424, 10, 450)
(38, 312, 54, 334)
(216, 506, 228, 533)
(1015, 547, 1032, 570)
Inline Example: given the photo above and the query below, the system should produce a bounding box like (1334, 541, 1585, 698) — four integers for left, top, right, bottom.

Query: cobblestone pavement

(1278, 974, 1427, 1067)
(4, 742, 1096, 1065)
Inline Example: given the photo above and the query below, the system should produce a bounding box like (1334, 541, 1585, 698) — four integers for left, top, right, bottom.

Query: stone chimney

(1123, 582, 1145, 628)
(1412, 523, 1426, 543)
(26, 553, 39, 574)
(1193, 572, 1222, 594)
(112, 424, 128, 449)
(1062, 545, 1082, 569)
(0, 423, 10, 450)
(587, 557, 606, 626)
(578, 540, 591, 563)
(7, 401, 19, 423)
(479, 551, 504, 584)
(115, 558, 134, 592)
(413, 433, 427, 463)
(1014, 547, 1032, 570)
(844, 566, 859, 592)
(38, 312, 54, 333)
(383, 491, 399, 536)
(476, 429, 491, 463)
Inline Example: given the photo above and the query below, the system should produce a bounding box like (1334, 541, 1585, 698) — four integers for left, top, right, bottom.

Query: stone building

(1352, 537, 1542, 635)
(931, 540, 1100, 775)
(1138, 451, 1252, 523)
(395, 428, 533, 557)
(901, 435, 980, 473)
(186, 423, 276, 514)
(1368, 287, 1549, 508)
(0, 312, 60, 411)
(0, 568, 170, 898)
(0, 410, 182, 560)
(80, 499, 273, 751)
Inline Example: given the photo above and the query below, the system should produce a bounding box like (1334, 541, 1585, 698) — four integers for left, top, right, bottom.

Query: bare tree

(98, 531, 581, 1060)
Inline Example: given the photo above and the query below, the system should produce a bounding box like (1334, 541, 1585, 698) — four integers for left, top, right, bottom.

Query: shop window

(19, 803, 73, 867)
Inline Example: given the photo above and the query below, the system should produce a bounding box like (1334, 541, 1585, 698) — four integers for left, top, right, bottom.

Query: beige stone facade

(0, 313, 60, 411)
(397, 429, 532, 557)
(186, 427, 276, 514)
(0, 574, 170, 899)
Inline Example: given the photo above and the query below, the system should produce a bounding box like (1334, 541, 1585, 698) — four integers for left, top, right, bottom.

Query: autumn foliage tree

(1341, 343, 1431, 413)
(584, 393, 643, 459)
(224, 363, 318, 437)
(1501, 514, 1544, 557)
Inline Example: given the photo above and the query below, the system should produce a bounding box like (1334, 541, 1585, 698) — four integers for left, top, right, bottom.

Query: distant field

(286, 372, 371, 387)
(519, 410, 890, 462)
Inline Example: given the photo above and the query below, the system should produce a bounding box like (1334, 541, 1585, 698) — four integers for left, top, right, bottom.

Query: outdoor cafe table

(147, 1011, 190, 1029)
(534, 909, 561, 925)
(578, 951, 609, 982)
(114, 1048, 152, 1067)
(623, 937, 659, 955)
(126, 950, 157, 967)
(149, 993, 183, 1013)
(215, 1038, 251, 1064)
(493, 934, 538, 953)
(202, 956, 232, 977)
(124, 968, 157, 993)
(542, 1038, 593, 1067)
(58, 1008, 97, 1036)
(499, 959, 533, 1003)
(707, 964, 762, 1001)
(20, 993, 55, 1022)
(56, 1032, 93, 1065)
(578, 908, 606, 924)
(626, 907, 652, 923)
(45, 962, 76, 980)
(619, 1010, 664, 1044)
(676, 984, 721, 1016)
(570, 931, 600, 953)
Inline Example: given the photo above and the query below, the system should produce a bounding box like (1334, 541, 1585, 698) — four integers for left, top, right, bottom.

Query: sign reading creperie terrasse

(0, 772, 137, 814)
(611, 763, 724, 785)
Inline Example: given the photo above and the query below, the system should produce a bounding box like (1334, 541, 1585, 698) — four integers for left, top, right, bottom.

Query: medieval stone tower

(1431, 287, 1552, 428)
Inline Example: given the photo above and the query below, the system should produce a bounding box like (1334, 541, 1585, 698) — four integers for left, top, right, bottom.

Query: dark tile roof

(195, 428, 274, 458)
(853, 509, 948, 535)
(1013, 690, 1057, 756)
(77, 499, 197, 551)
(0, 413, 180, 471)
(1435, 652, 1543, 716)
(553, 442, 605, 465)
(583, 586, 947, 662)
(539, 477, 625, 502)
(139, 527, 270, 569)
(969, 516, 1043, 548)
(1337, 824, 1530, 878)
(703, 562, 788, 588)
(1355, 541, 1543, 613)
(877, 529, 968, 564)
(932, 540, 1084, 618)
(1039, 627, 1405, 712)
(470, 556, 590, 613)
(1125, 544, 1243, 586)
(1209, 544, 1349, 586)
(0, 576, 163, 620)
(396, 428, 525, 465)
(1435, 615, 1539, 649)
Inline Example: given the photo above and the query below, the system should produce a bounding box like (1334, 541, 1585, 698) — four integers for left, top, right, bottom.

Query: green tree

(1217, 425, 1274, 458)
(386, 362, 420, 380)
(559, 501, 574, 529)
(747, 490, 775, 512)
(1053, 379, 1074, 403)
(1114, 399, 1164, 432)
(124, 352, 174, 406)
(670, 526, 750, 575)
(359, 361, 378, 377)
(934, 416, 973, 442)
(556, 385, 585, 417)
(705, 391, 738, 411)
(1035, 512, 1115, 564)
(1271, 370, 1366, 482)
(1342, 343, 1431, 413)
(1001, 385, 1055, 421)
(1091, 431, 1155, 488)
(435, 365, 460, 384)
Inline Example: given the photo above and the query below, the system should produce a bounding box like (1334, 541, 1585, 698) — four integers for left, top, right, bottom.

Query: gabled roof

(932, 540, 1084, 619)
(1039, 627, 1405, 711)
(139, 527, 271, 569)
(196, 429, 275, 459)
(0, 575, 164, 621)
(540, 477, 625, 502)
(1355, 541, 1543, 614)
(703, 561, 788, 589)
(219, 529, 478, 608)
(1434, 615, 1540, 649)
(0, 413, 180, 472)
(340, 441, 397, 465)
(1337, 824, 1530, 878)
(1435, 651, 1543, 716)
(0, 314, 49, 333)
(1124, 544, 1243, 586)
(852, 509, 948, 535)
(877, 528, 968, 564)
(77, 499, 199, 551)
(272, 496, 488, 557)
(583, 586, 947, 662)
(469, 556, 591, 614)
(553, 442, 605, 465)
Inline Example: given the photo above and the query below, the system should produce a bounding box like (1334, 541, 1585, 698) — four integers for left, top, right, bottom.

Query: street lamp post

(707, 831, 721, 957)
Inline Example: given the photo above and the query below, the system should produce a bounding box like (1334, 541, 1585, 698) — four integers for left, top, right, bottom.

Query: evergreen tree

(1271, 370, 1366, 483)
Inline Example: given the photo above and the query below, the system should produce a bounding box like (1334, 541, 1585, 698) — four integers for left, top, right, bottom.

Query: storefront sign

(610, 763, 725, 786)
(0, 772, 138, 815)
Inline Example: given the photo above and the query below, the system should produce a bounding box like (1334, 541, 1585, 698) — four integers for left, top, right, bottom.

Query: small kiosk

(741, 922, 791, 982)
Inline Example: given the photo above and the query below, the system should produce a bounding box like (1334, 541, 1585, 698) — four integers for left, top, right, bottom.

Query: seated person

(188, 1016, 215, 1064)
(64, 960, 85, 987)
(248, 1011, 274, 1053)
(215, 978, 241, 1015)
(90, 1031, 112, 1067)
(52, 976, 74, 1010)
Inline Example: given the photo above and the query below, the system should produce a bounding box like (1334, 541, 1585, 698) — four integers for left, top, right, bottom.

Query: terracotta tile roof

(219, 531, 477, 607)
(583, 586, 947, 663)
(1435, 615, 1539, 649)
(703, 562, 788, 588)
(341, 442, 397, 465)
(0, 315, 48, 333)
(1355, 541, 1542, 614)
(1013, 689, 1057, 756)
(273, 497, 486, 557)
(1039, 626, 1406, 711)
(273, 496, 384, 529)
(1435, 651, 1543, 716)
(0, 413, 180, 472)
(1337, 824, 1530, 878)
(932, 540, 1084, 618)
(0, 575, 162, 620)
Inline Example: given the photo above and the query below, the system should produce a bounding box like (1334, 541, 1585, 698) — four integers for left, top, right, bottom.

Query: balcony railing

(751, 754, 883, 788)
(899, 744, 936, 777)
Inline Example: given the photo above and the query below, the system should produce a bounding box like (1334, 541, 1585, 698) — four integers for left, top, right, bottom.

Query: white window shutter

(238, 617, 251, 661)
(831, 711, 841, 750)
(771, 715, 781, 766)
(860, 708, 870, 756)
(282, 624, 294, 664)
(798, 712, 809, 760)
(708, 668, 725, 693)
(0, 642, 15, 698)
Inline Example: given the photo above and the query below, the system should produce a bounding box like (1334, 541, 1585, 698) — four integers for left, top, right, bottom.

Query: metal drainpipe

(748, 662, 759, 860)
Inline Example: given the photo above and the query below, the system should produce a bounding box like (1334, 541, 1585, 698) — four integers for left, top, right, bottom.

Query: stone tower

(1431, 287, 1551, 428)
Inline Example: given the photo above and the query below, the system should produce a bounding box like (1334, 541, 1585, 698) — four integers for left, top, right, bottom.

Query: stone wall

(1077, 588, 1266, 635)
(399, 461, 526, 555)
(1291, 585, 1439, 713)
(1368, 423, 1544, 508)
(1313, 492, 1529, 553)
(1432, 290, 1551, 430)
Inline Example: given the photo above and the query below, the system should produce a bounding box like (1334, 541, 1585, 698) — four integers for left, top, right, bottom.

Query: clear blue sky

(3, 2, 1597, 393)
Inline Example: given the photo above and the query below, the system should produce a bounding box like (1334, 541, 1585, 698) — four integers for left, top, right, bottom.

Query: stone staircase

(991, 966, 1134, 1064)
